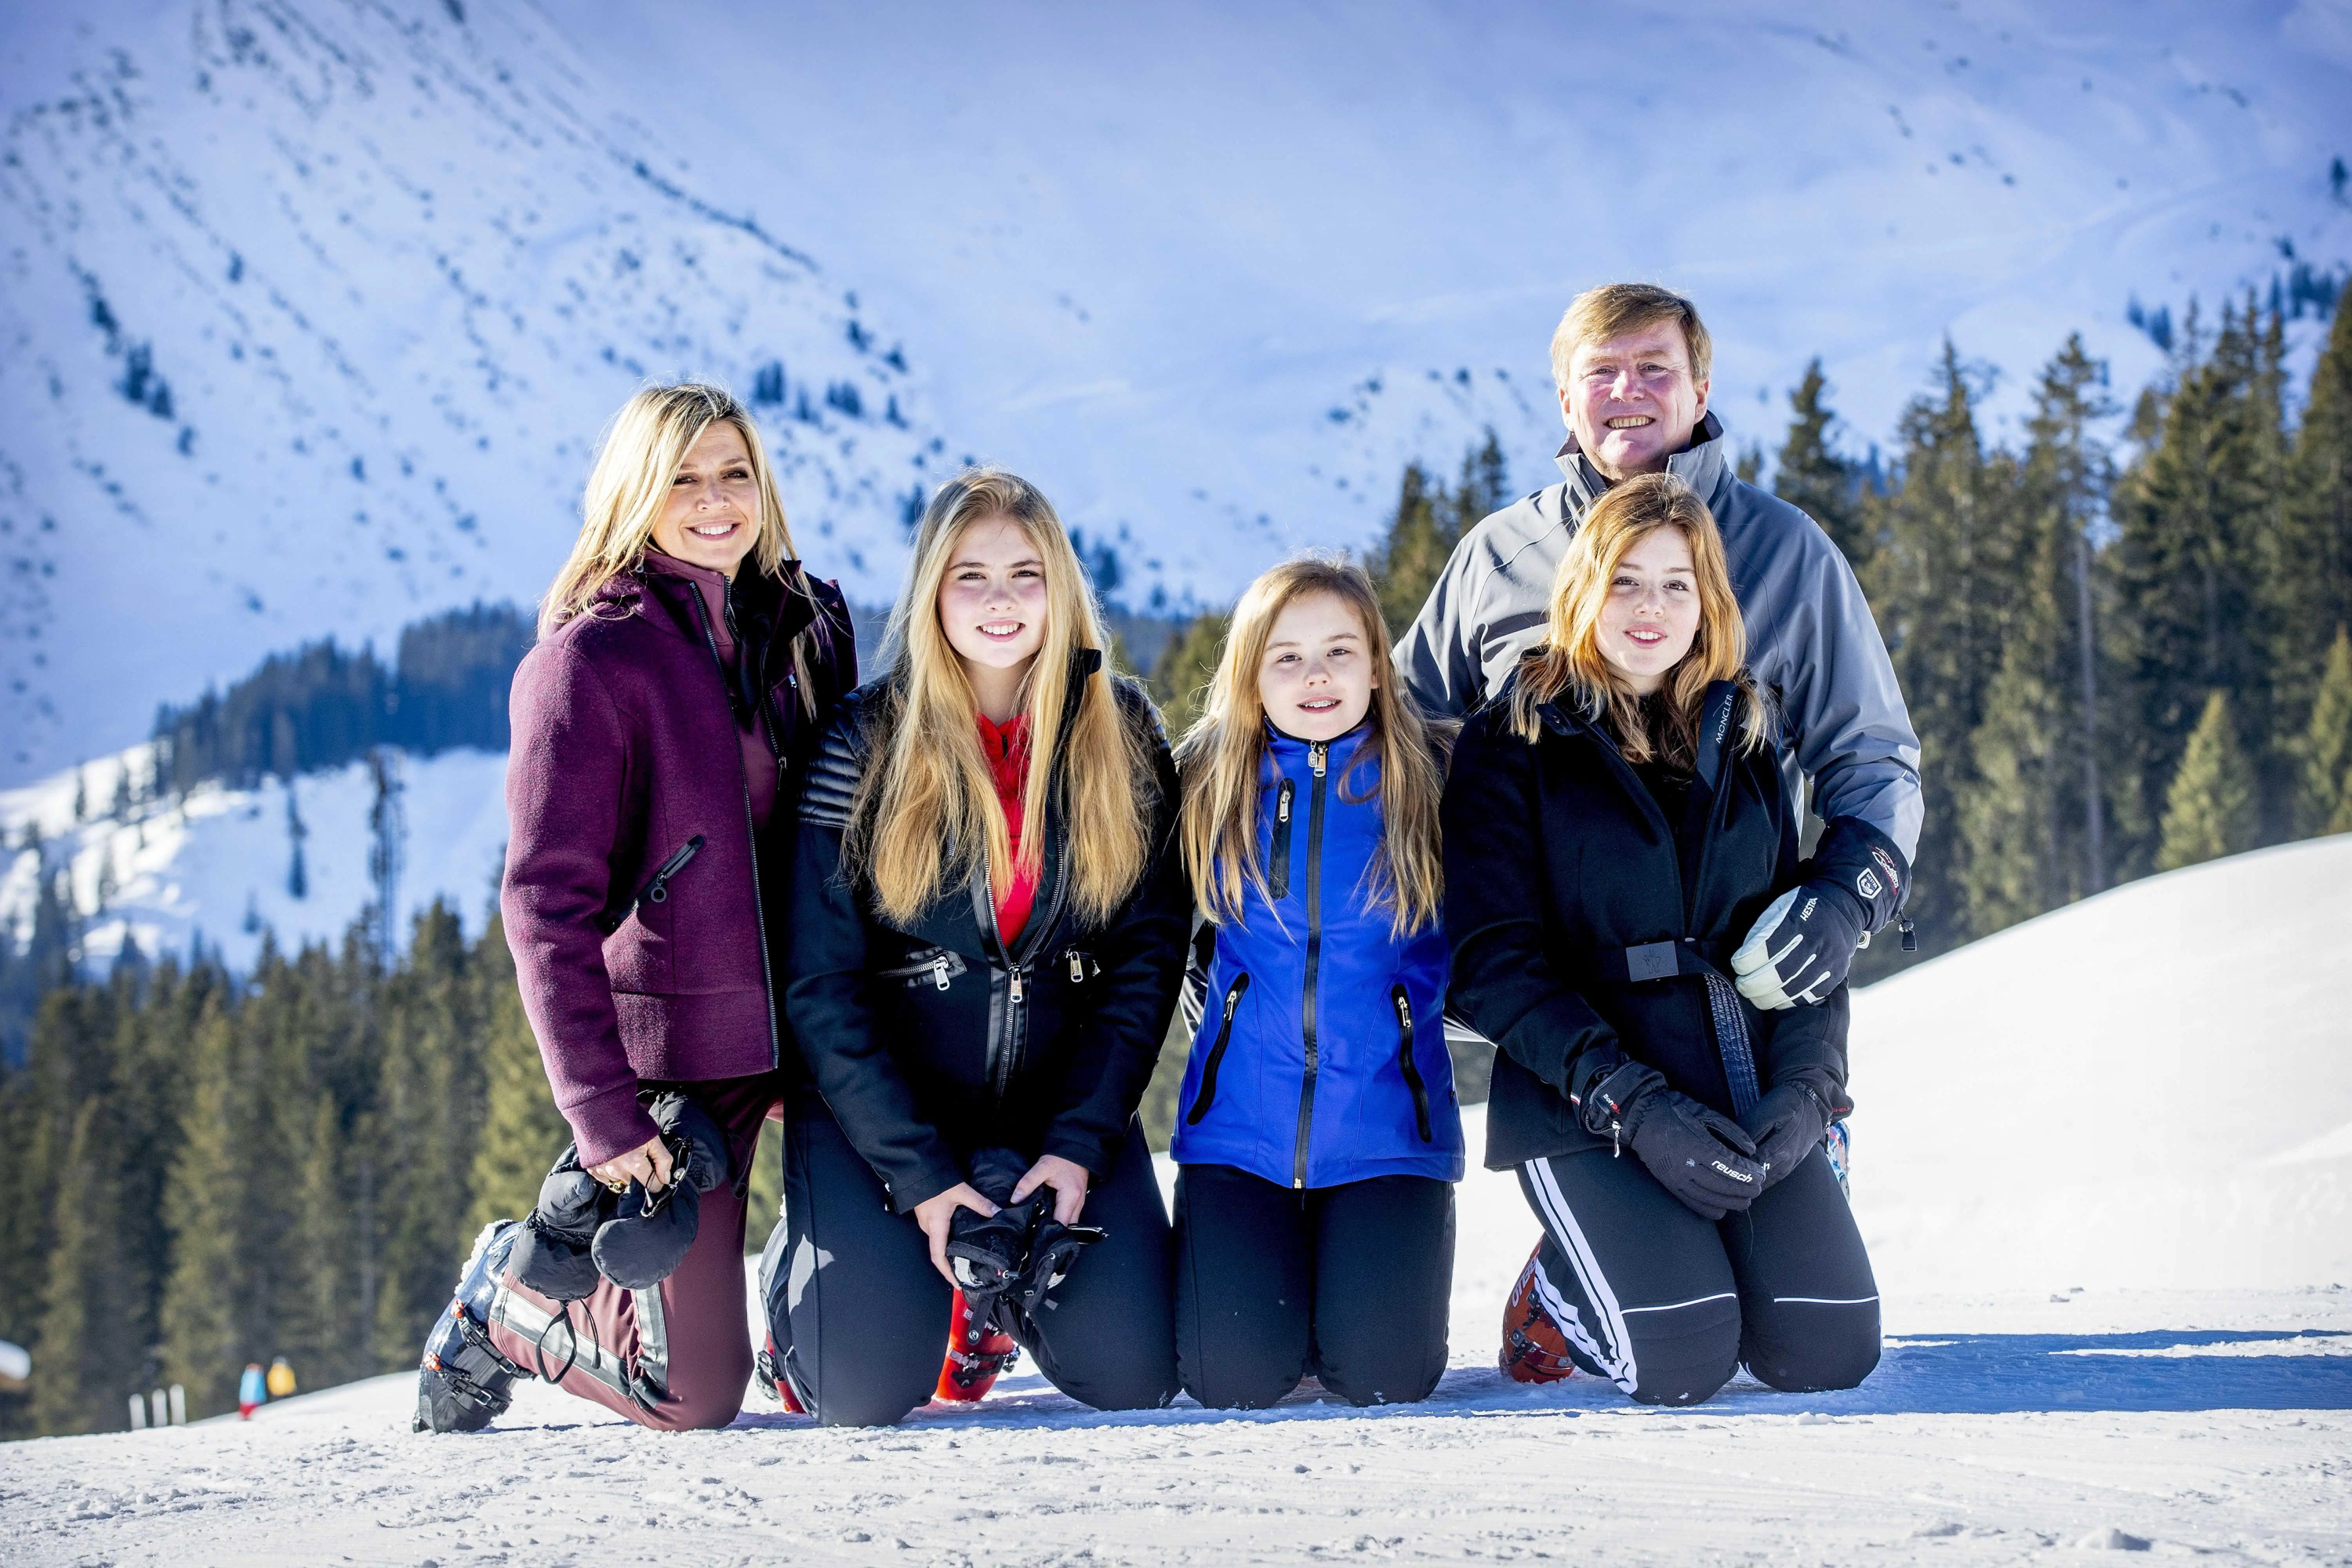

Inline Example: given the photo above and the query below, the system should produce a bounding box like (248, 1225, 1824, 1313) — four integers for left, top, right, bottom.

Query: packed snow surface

(4, 1123, 2348, 1563)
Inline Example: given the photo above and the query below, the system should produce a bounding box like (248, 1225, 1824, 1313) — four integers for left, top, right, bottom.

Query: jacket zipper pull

(932, 956, 952, 992)
(1067, 952, 1083, 983)
(1009, 967, 1025, 1005)
(1277, 790, 1290, 824)
(1309, 742, 1327, 778)
(1898, 917, 1918, 953)
(1610, 1119, 1622, 1158)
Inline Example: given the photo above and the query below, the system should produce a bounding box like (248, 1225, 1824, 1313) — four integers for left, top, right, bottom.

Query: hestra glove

(1576, 1060, 1766, 1221)
(1737, 1075, 1834, 1191)
(1732, 817, 1908, 1010)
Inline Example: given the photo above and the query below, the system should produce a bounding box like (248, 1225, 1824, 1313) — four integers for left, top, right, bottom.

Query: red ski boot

(1499, 1243, 1578, 1385)
(753, 1330, 808, 1415)
(934, 1287, 1019, 1403)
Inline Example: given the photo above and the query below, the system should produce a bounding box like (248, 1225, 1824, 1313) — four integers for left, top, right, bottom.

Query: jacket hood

(1554, 408, 1733, 518)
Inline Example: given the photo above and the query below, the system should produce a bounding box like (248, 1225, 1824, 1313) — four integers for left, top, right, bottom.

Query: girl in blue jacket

(1170, 556, 1463, 1408)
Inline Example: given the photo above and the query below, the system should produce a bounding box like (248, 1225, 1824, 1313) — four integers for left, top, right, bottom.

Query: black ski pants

(1173, 1163, 1454, 1409)
(1518, 1142, 1878, 1406)
(767, 1087, 1178, 1427)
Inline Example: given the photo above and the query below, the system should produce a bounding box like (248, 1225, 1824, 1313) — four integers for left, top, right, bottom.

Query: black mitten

(1737, 1077, 1833, 1191)
(1578, 1060, 1766, 1221)
(589, 1095, 732, 1291)
(509, 1145, 613, 1302)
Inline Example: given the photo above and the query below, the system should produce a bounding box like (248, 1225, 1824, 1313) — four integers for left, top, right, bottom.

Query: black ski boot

(591, 1094, 732, 1290)
(507, 1146, 612, 1302)
(414, 1220, 531, 1433)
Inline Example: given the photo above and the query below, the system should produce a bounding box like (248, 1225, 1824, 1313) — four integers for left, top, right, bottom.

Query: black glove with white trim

(1576, 1060, 1766, 1221)
(1732, 817, 1907, 1010)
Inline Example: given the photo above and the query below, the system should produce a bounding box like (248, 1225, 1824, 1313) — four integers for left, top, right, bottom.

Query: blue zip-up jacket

(1171, 724, 1465, 1188)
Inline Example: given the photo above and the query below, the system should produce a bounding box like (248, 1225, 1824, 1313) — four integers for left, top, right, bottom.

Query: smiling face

(938, 514, 1050, 721)
(1595, 525, 1701, 696)
(1257, 590, 1376, 742)
(1559, 321, 1710, 482)
(648, 420, 763, 579)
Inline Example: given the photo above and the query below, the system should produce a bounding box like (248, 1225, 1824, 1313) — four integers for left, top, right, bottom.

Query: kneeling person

(1443, 475, 1879, 1407)
(1171, 557, 1463, 1409)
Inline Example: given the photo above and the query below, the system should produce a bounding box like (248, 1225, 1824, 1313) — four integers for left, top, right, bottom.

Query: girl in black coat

(1442, 474, 1878, 1407)
(775, 467, 1189, 1426)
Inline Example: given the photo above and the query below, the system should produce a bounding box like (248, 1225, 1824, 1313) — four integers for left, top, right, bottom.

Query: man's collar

(1554, 409, 1731, 515)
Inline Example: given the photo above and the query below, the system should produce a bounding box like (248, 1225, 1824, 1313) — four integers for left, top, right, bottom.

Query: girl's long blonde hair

(846, 467, 1155, 927)
(1510, 473, 1766, 763)
(541, 383, 822, 714)
(1175, 557, 1446, 939)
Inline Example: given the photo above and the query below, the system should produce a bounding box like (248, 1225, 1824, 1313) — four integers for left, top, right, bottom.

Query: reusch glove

(1732, 817, 1908, 1010)
(590, 1094, 732, 1290)
(1737, 1076, 1834, 1191)
(1576, 1060, 1766, 1221)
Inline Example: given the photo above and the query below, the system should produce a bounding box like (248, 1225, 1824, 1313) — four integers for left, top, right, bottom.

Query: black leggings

(765, 1089, 1178, 1426)
(1173, 1163, 1454, 1409)
(1518, 1142, 1878, 1406)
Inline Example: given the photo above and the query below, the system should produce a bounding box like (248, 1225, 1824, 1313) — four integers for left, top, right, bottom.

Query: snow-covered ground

(9, 832, 2352, 1563)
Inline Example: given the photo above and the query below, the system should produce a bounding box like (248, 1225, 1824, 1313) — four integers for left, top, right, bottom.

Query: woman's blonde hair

(1509, 474, 1766, 762)
(1175, 556, 1447, 938)
(542, 382, 822, 713)
(846, 467, 1155, 927)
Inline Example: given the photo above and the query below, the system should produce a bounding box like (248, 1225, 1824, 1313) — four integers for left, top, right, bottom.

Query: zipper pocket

(1062, 949, 1099, 985)
(1392, 982, 1432, 1143)
(1268, 779, 1295, 900)
(1184, 972, 1250, 1126)
(601, 835, 705, 934)
(876, 946, 969, 991)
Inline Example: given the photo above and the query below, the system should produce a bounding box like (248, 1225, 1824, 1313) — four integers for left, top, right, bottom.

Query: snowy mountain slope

(1849, 832, 2352, 1294)
(0, 0, 946, 783)
(5, 2, 2351, 786)
(0, 740, 510, 971)
(3, 1109, 2346, 1563)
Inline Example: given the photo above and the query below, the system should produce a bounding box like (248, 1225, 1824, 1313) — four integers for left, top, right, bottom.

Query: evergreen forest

(4, 299, 2350, 1437)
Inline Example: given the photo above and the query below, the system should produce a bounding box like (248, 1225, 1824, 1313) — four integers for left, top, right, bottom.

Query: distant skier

(238, 1362, 266, 1420)
(1167, 557, 1463, 1408)
(1443, 475, 1879, 1406)
(266, 1357, 296, 1399)
(412, 383, 859, 1433)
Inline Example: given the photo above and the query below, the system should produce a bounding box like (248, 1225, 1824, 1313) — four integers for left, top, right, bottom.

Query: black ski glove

(1737, 1076, 1834, 1191)
(1576, 1060, 1765, 1221)
(1732, 817, 1907, 1010)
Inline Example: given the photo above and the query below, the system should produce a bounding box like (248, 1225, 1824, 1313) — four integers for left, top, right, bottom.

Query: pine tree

(466, 915, 568, 1232)
(2299, 625, 2352, 833)
(1774, 359, 1871, 568)
(2157, 690, 2259, 869)
(2273, 302, 2352, 759)
(1367, 462, 1448, 641)
(161, 993, 259, 1417)
(32, 1098, 143, 1434)
(1863, 343, 2026, 957)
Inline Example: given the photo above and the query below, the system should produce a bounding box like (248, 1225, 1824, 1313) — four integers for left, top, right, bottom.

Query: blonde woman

(775, 466, 1188, 1426)
(1167, 557, 1461, 1409)
(1443, 474, 1878, 1407)
(414, 383, 856, 1434)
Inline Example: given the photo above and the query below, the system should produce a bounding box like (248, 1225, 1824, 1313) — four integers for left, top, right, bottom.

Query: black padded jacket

(784, 651, 1190, 1212)
(1440, 677, 1852, 1170)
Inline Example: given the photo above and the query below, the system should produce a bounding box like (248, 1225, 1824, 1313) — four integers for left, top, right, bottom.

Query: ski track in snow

(7, 1123, 2352, 1563)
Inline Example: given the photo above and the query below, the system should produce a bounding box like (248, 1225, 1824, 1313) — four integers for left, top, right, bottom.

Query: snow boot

(1499, 1243, 1578, 1385)
(935, 1287, 1021, 1403)
(415, 1220, 532, 1432)
(590, 1094, 731, 1290)
(507, 1145, 612, 1302)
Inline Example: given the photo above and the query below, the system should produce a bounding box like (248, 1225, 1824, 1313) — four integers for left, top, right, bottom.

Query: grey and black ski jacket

(1395, 412, 1922, 866)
